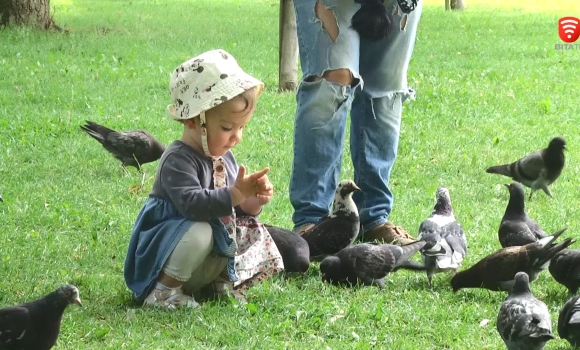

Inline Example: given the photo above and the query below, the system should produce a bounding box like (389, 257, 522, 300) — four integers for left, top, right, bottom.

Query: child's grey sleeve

(160, 152, 233, 221)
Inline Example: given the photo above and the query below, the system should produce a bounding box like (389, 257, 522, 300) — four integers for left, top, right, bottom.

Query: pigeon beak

(353, 184, 361, 192)
(73, 296, 82, 307)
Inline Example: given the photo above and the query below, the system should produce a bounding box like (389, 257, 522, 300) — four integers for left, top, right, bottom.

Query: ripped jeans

(289, 0, 422, 233)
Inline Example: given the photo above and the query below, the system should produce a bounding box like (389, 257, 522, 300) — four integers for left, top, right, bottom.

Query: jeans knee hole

(315, 1, 339, 43)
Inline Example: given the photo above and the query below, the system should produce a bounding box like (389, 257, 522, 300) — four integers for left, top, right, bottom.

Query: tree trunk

(447, 0, 466, 11)
(278, 0, 299, 92)
(0, 0, 59, 30)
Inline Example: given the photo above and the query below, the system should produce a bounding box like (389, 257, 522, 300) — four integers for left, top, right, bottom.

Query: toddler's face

(186, 97, 254, 157)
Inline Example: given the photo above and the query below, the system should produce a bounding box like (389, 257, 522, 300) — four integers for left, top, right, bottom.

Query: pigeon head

(548, 137, 567, 152)
(504, 182, 525, 214)
(336, 180, 361, 198)
(433, 187, 452, 215)
(511, 272, 531, 295)
(320, 256, 342, 283)
(58, 284, 82, 307)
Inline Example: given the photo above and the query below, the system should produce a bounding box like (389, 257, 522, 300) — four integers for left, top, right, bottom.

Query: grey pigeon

(320, 241, 426, 288)
(549, 248, 580, 295)
(486, 137, 567, 199)
(496, 272, 554, 350)
(451, 228, 574, 292)
(80, 120, 166, 171)
(301, 180, 361, 261)
(418, 187, 467, 285)
(265, 224, 310, 274)
(498, 182, 548, 248)
(558, 294, 580, 348)
(0, 284, 82, 350)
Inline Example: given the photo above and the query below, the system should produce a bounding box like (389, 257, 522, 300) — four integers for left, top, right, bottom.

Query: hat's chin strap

(199, 111, 216, 159)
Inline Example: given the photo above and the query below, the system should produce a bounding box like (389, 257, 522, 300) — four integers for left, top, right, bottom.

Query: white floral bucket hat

(167, 49, 263, 158)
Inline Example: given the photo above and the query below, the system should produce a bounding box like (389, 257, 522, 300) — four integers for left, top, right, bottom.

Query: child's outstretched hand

(231, 165, 270, 205)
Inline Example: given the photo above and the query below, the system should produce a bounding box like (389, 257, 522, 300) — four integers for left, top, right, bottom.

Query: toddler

(124, 49, 284, 309)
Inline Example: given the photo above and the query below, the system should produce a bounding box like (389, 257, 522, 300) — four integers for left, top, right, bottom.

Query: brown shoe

(295, 223, 315, 236)
(363, 222, 416, 245)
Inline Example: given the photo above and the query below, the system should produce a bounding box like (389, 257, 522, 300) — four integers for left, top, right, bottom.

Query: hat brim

(167, 71, 264, 121)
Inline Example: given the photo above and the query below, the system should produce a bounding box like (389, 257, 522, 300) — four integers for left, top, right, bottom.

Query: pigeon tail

(486, 164, 512, 177)
(534, 231, 575, 269)
(79, 124, 107, 144)
(435, 256, 460, 270)
(395, 241, 427, 266)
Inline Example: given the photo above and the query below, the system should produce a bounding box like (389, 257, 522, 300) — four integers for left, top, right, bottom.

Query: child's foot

(143, 287, 199, 310)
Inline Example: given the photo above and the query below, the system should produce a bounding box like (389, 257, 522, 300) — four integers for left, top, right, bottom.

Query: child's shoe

(143, 287, 199, 310)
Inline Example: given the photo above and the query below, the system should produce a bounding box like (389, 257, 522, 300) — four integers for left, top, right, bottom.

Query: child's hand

(232, 165, 270, 203)
(254, 174, 273, 205)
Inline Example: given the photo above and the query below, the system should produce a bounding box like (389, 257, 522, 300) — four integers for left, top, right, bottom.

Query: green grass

(1, 0, 579, 348)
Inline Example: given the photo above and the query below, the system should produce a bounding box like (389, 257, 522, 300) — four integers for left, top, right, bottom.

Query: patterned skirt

(233, 216, 284, 290)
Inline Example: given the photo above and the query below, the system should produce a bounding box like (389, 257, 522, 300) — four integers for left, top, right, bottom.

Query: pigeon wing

(558, 295, 580, 341)
(515, 151, 545, 183)
(0, 306, 32, 347)
(499, 220, 537, 247)
(303, 214, 358, 257)
(348, 245, 393, 283)
(444, 233, 467, 264)
(105, 130, 152, 166)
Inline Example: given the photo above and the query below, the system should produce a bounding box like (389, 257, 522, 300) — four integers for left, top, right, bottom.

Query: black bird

(351, 0, 419, 41)
(496, 272, 554, 350)
(301, 180, 361, 261)
(451, 228, 573, 292)
(80, 120, 166, 171)
(0, 284, 82, 350)
(418, 187, 467, 285)
(265, 224, 310, 274)
(486, 137, 567, 199)
(558, 294, 580, 348)
(498, 182, 548, 248)
(320, 241, 426, 288)
(549, 248, 580, 295)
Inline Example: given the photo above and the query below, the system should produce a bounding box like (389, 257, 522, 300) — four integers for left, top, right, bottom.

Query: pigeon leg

(374, 278, 386, 289)
(427, 275, 433, 286)
(528, 189, 536, 200)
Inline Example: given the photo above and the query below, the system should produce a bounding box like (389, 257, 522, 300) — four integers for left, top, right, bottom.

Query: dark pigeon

(451, 228, 573, 292)
(320, 241, 426, 288)
(558, 294, 580, 348)
(496, 272, 554, 350)
(80, 120, 166, 171)
(265, 224, 310, 274)
(549, 248, 580, 295)
(418, 187, 467, 285)
(301, 180, 361, 261)
(498, 182, 548, 248)
(0, 284, 82, 350)
(486, 137, 567, 199)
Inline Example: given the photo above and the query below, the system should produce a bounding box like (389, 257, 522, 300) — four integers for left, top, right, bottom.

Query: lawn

(0, 0, 579, 348)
